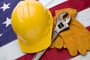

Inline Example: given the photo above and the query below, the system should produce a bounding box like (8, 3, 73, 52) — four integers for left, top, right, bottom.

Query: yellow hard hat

(11, 0, 53, 53)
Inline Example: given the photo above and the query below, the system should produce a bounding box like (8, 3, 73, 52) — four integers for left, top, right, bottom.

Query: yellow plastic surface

(11, 0, 53, 53)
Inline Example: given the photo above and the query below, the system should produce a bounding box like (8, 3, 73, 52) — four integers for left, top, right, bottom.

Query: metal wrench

(32, 12, 71, 60)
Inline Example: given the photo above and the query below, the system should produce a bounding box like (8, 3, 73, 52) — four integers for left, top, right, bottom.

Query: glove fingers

(55, 36, 63, 49)
(63, 42, 67, 48)
(82, 32, 90, 50)
(71, 19, 90, 51)
(62, 37, 77, 56)
(50, 36, 63, 49)
(73, 34, 87, 55)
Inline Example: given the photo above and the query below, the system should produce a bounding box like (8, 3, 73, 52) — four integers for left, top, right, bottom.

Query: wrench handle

(32, 50, 46, 60)
(32, 31, 58, 60)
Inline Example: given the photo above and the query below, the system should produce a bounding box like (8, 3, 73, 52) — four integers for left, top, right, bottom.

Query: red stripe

(87, 26, 90, 32)
(50, 0, 90, 16)
(16, 48, 77, 60)
(16, 0, 90, 60)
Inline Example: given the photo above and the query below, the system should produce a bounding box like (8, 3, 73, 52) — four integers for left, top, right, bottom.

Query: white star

(0, 33, 3, 37)
(0, 33, 3, 41)
(0, 3, 10, 11)
(2, 17, 11, 27)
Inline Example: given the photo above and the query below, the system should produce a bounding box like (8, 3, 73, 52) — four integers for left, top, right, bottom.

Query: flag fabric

(0, 0, 20, 47)
(0, 0, 90, 60)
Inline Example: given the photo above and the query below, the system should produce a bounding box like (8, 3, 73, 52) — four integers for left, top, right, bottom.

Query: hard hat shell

(11, 0, 53, 53)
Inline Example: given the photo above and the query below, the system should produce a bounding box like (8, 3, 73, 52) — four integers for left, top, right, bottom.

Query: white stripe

(70, 52, 90, 60)
(39, 0, 67, 9)
(39, 0, 90, 27)
(0, 40, 25, 60)
(76, 8, 90, 27)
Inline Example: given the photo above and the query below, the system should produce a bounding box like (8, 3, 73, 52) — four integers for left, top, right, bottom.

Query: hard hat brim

(18, 27, 52, 53)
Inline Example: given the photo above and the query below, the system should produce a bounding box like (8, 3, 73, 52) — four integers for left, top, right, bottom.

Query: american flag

(0, 0, 90, 60)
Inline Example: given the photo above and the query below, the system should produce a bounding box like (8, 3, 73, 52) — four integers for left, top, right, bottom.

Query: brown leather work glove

(50, 8, 90, 56)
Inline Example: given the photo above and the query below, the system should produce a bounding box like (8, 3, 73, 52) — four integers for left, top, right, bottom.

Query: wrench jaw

(65, 16, 71, 24)
(53, 12, 71, 40)
(59, 12, 68, 20)
(58, 12, 71, 24)
(52, 23, 69, 40)
(56, 12, 71, 30)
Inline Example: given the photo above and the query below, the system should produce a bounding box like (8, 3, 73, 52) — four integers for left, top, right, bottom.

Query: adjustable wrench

(32, 12, 71, 60)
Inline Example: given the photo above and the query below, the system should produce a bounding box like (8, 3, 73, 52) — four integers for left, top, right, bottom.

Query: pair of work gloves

(50, 8, 90, 56)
